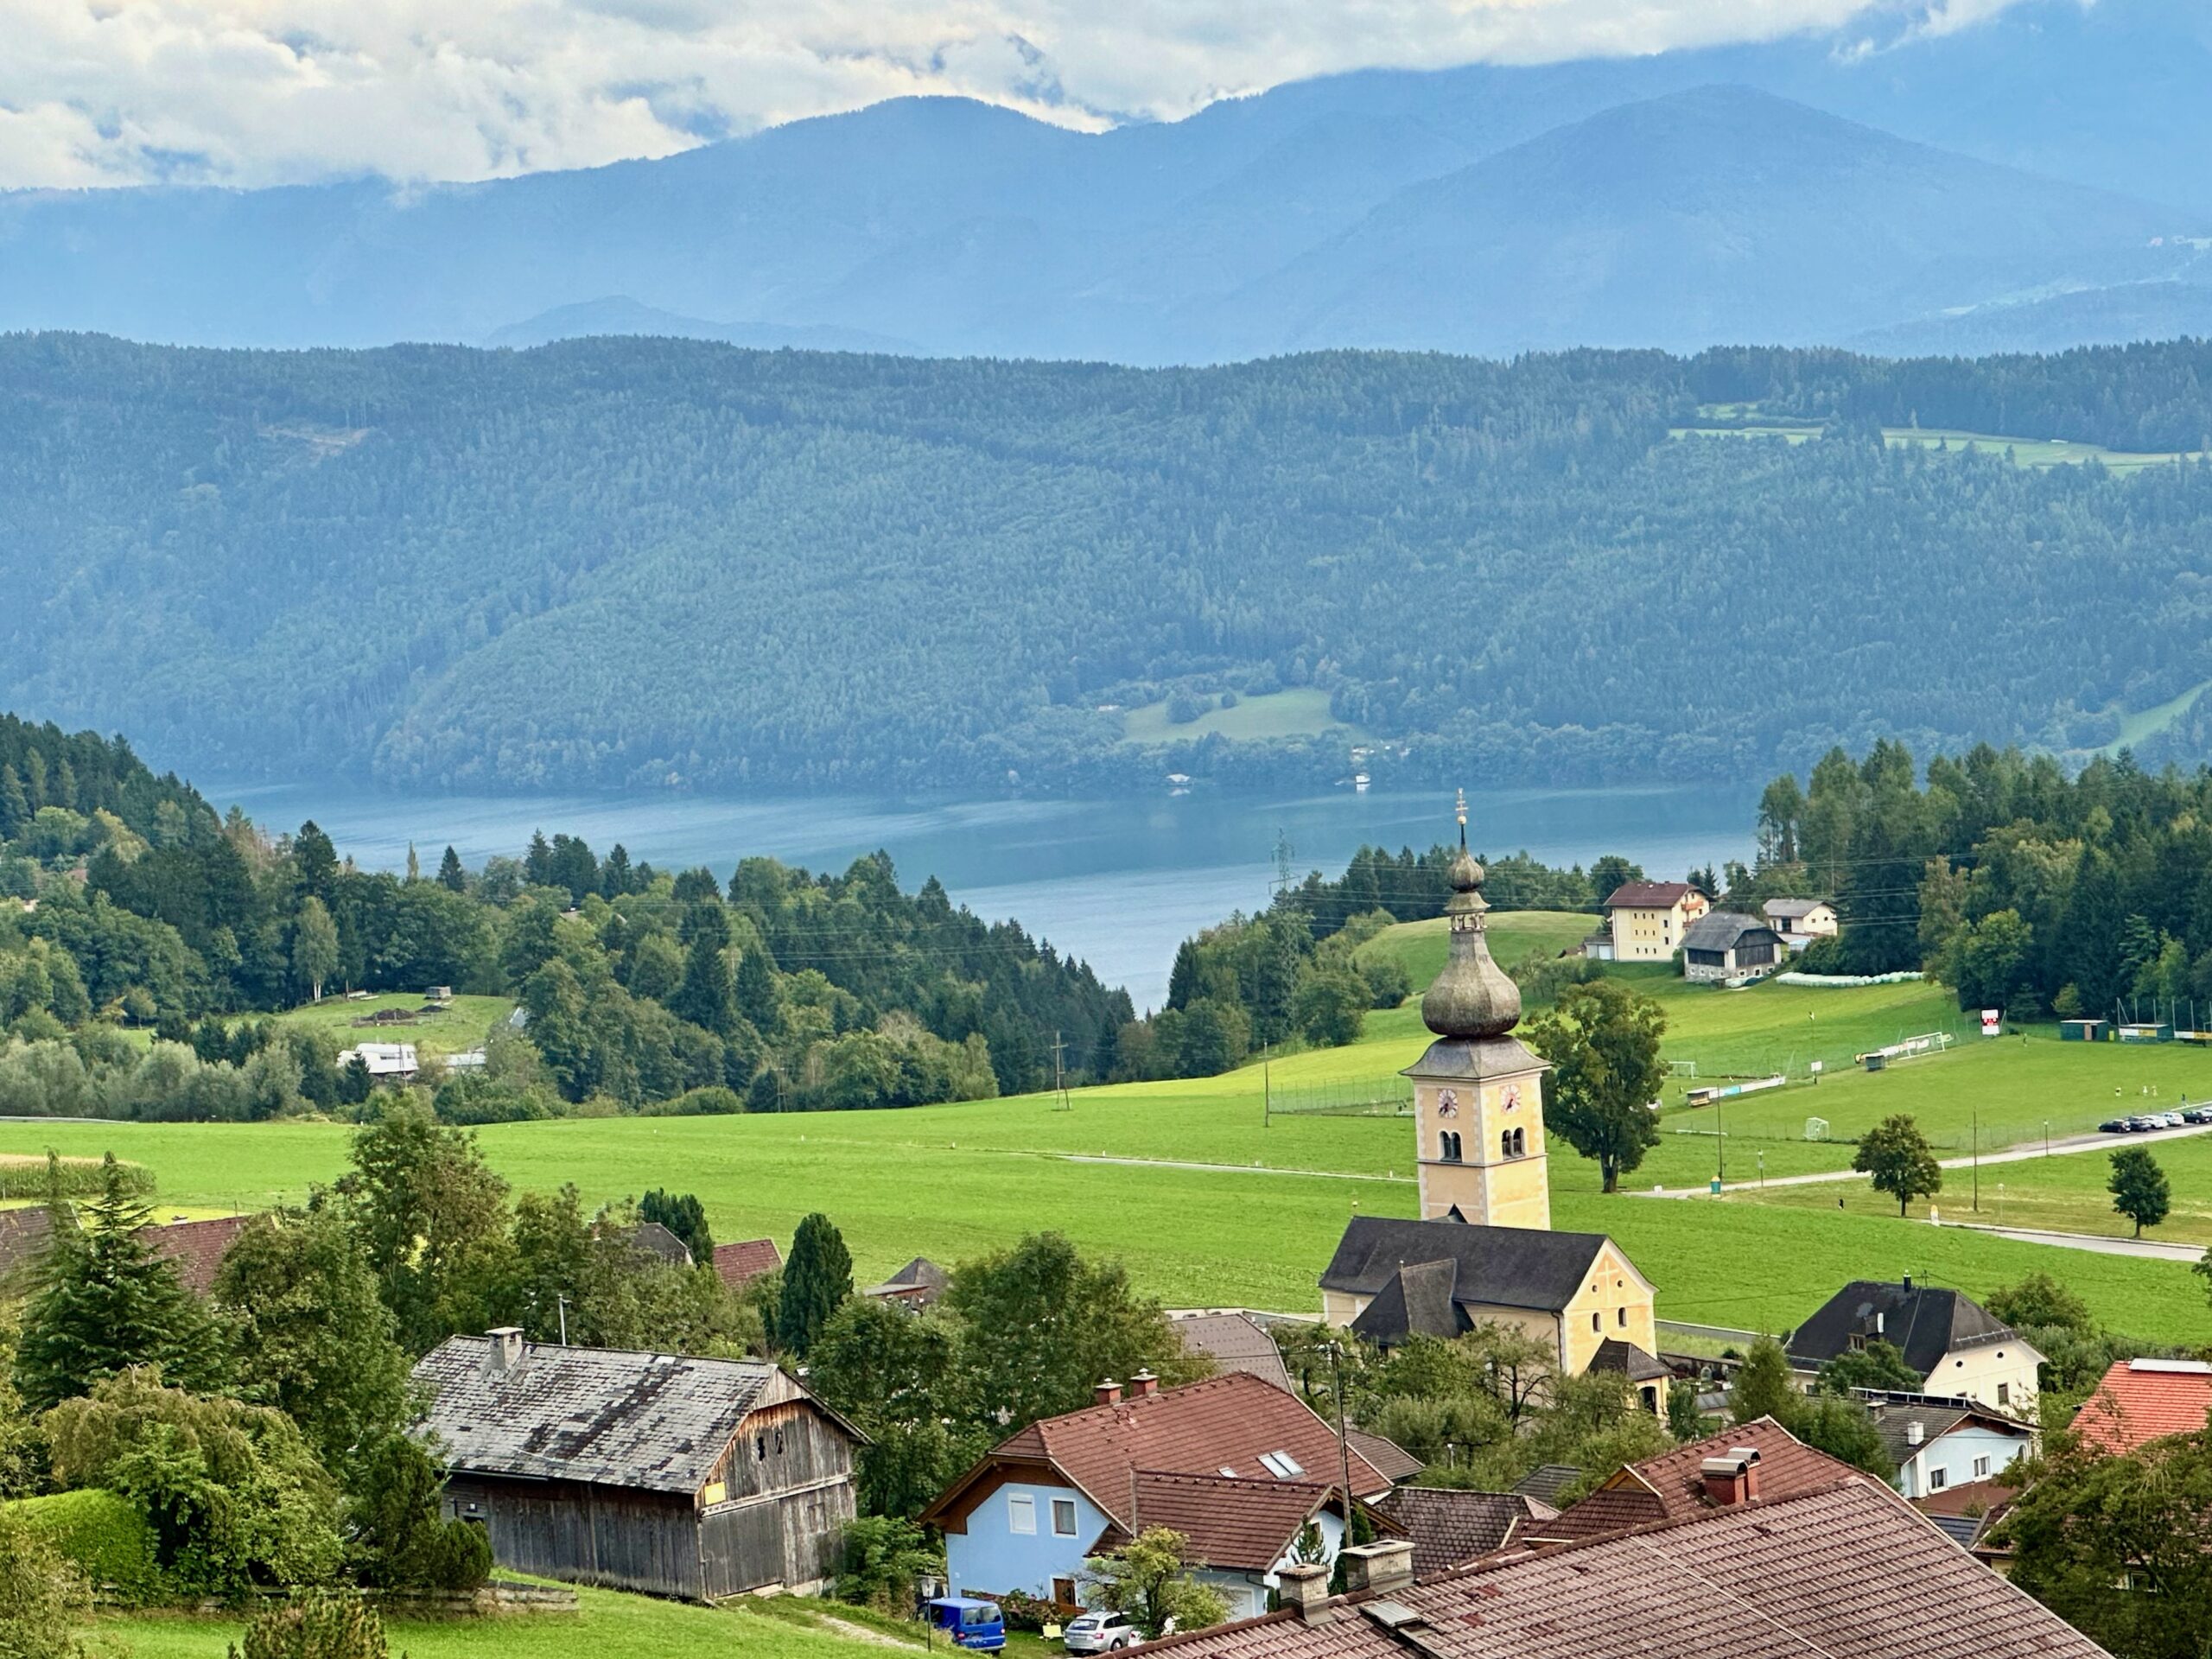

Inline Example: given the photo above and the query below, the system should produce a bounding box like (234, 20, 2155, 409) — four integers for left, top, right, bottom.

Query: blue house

(919, 1370, 1402, 1619)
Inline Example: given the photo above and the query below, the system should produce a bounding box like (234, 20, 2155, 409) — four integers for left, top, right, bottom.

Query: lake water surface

(208, 784, 1757, 1013)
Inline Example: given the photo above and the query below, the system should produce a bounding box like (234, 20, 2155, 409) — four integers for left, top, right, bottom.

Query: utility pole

(1716, 1095, 1725, 1190)
(1972, 1110, 1980, 1212)
(1263, 1044, 1272, 1128)
(556, 1294, 570, 1347)
(1327, 1341, 1353, 1538)
(1052, 1032, 1069, 1111)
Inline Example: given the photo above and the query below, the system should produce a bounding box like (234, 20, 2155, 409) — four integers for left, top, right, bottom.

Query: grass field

(90, 1588, 924, 1659)
(1118, 687, 1358, 746)
(7, 912, 2209, 1344)
(1669, 406, 2206, 474)
(2106, 678, 2212, 754)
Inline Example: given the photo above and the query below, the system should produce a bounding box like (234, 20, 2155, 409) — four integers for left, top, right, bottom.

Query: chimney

(1095, 1378, 1122, 1407)
(484, 1326, 526, 1376)
(1129, 1370, 1159, 1399)
(1700, 1446, 1762, 1506)
(1339, 1540, 1415, 1598)
(1906, 1420, 1925, 1447)
(1276, 1562, 1333, 1625)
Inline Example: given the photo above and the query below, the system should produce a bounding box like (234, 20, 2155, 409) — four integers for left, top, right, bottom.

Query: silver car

(1064, 1610, 1141, 1652)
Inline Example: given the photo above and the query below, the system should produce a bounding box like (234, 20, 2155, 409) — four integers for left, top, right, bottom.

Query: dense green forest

(0, 715, 1128, 1120)
(9, 334, 2212, 794)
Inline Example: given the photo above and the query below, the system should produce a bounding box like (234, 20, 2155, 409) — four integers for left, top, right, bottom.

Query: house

(1598, 880, 1710, 963)
(1344, 1429, 1424, 1486)
(138, 1214, 252, 1297)
(2069, 1357, 2212, 1454)
(411, 1330, 861, 1600)
(918, 1370, 1397, 1618)
(1763, 897, 1839, 949)
(1129, 1446, 2108, 1659)
(1374, 1486, 1556, 1579)
(1589, 1335, 1675, 1413)
(1171, 1312, 1294, 1394)
(1524, 1417, 1876, 1543)
(1680, 912, 1788, 983)
(338, 1041, 417, 1080)
(712, 1237, 782, 1292)
(615, 1220, 694, 1268)
(1319, 1216, 1657, 1377)
(1866, 1397, 2037, 1500)
(861, 1255, 949, 1307)
(1786, 1277, 2043, 1419)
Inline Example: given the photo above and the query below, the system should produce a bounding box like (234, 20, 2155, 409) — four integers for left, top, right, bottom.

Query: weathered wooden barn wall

(444, 1475, 704, 1600)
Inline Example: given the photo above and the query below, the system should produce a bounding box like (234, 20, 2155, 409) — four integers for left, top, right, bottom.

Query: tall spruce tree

(734, 944, 779, 1033)
(15, 1154, 227, 1410)
(777, 1213, 852, 1358)
(436, 846, 467, 893)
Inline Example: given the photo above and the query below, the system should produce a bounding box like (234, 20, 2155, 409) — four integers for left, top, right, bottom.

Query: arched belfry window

(1440, 1130, 1462, 1163)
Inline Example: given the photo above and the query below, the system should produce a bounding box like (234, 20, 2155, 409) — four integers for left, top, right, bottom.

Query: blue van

(925, 1597, 1007, 1651)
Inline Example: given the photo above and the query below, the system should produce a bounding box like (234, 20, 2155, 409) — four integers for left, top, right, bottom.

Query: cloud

(0, 0, 2036, 190)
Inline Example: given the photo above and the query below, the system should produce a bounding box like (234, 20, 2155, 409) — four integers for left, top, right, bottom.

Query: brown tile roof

(2071, 1358, 2212, 1455)
(1529, 1417, 1874, 1543)
(1603, 881, 1700, 909)
(711, 1237, 781, 1290)
(1345, 1427, 1424, 1485)
(1173, 1313, 1294, 1394)
(0, 1205, 54, 1283)
(1092, 1471, 1358, 1572)
(1136, 1478, 2110, 1659)
(1376, 1486, 1557, 1579)
(138, 1214, 251, 1297)
(921, 1372, 1393, 1533)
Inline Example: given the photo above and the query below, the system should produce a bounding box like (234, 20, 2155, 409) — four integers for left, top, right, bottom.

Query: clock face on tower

(1501, 1083, 1522, 1113)
(1435, 1089, 1459, 1118)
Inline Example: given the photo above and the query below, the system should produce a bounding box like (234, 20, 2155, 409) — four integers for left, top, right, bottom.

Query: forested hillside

(9, 334, 2212, 794)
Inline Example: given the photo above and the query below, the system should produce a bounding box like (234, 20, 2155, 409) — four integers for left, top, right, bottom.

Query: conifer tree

(0, 765, 27, 840)
(671, 932, 737, 1036)
(16, 1154, 227, 1410)
(777, 1213, 852, 1358)
(436, 846, 467, 893)
(734, 944, 779, 1033)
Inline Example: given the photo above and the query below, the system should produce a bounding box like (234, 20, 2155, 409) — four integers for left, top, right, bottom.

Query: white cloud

(0, 0, 2033, 189)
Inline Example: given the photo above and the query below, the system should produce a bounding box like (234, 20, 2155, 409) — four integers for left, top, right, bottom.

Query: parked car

(1064, 1610, 1142, 1653)
(925, 1598, 1006, 1652)
(2126, 1116, 2160, 1131)
(2184, 1107, 2212, 1124)
(2101, 1118, 2132, 1133)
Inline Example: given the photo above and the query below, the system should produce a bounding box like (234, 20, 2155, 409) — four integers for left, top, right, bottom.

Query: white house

(1785, 1278, 2044, 1421)
(1867, 1400, 2037, 1500)
(339, 1042, 418, 1079)
(1763, 898, 1839, 951)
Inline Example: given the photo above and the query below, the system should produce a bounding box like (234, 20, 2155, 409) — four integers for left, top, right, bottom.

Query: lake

(207, 783, 1757, 1012)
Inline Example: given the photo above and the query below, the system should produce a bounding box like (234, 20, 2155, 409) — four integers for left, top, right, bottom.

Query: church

(1318, 797, 1663, 1389)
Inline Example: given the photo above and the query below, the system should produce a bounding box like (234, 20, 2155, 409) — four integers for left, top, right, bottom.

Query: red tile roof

(1603, 881, 1701, 909)
(138, 1214, 251, 1297)
(1376, 1486, 1556, 1578)
(2072, 1357, 2212, 1454)
(922, 1372, 1393, 1534)
(1528, 1416, 1881, 1543)
(1136, 1478, 2107, 1659)
(711, 1237, 782, 1290)
(1093, 1471, 1356, 1572)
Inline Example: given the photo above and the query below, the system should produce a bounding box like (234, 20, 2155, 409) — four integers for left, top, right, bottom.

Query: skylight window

(1258, 1451, 1306, 1478)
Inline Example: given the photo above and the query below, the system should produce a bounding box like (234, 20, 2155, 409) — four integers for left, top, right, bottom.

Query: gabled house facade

(1680, 912, 1788, 983)
(1786, 1277, 2043, 1420)
(1763, 897, 1839, 949)
(1599, 881, 1710, 963)
(1867, 1399, 2037, 1500)
(918, 1371, 1397, 1619)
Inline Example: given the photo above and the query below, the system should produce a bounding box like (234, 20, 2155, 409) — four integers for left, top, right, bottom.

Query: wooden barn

(411, 1329, 863, 1600)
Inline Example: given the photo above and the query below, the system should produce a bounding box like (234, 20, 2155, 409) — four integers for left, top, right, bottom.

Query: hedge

(5, 1488, 167, 1605)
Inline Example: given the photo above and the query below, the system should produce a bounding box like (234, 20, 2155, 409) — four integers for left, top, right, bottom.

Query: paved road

(1948, 1224, 2205, 1263)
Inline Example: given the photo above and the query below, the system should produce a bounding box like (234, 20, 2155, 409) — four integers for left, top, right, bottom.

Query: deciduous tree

(2108, 1147, 2171, 1237)
(1853, 1115, 1942, 1217)
(1525, 979, 1667, 1193)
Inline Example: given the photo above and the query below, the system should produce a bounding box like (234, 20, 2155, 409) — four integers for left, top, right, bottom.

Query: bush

(637, 1085, 744, 1116)
(346, 1437, 491, 1593)
(835, 1515, 938, 1614)
(1165, 692, 1207, 725)
(994, 1589, 1055, 1631)
(230, 1591, 388, 1659)
(1358, 957, 1413, 1010)
(0, 1505, 89, 1659)
(6, 1490, 165, 1605)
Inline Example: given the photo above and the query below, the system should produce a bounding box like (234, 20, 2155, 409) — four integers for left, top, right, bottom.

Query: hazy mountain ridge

(2, 0, 2208, 361)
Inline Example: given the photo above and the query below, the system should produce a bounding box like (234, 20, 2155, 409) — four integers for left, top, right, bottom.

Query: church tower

(1405, 791, 1552, 1229)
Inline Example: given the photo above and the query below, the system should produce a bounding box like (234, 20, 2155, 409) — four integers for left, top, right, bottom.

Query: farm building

(1592, 880, 1709, 962)
(1761, 897, 1838, 949)
(411, 1330, 862, 1600)
(1680, 912, 1787, 983)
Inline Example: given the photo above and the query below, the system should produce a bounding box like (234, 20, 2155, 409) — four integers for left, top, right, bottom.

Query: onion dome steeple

(1420, 788, 1522, 1040)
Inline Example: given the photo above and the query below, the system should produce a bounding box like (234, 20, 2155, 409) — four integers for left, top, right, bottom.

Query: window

(1258, 1451, 1306, 1478)
(1008, 1494, 1036, 1535)
(1927, 1468, 1948, 1491)
(1618, 1307, 1628, 1327)
(1440, 1130, 1462, 1163)
(1997, 1382, 2011, 1407)
(1501, 1130, 1515, 1160)
(1512, 1127, 1527, 1156)
(1973, 1457, 1991, 1479)
(1592, 1312, 1602, 1332)
(1052, 1499, 1078, 1537)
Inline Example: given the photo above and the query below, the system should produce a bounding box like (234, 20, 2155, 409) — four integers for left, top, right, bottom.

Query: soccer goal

(1667, 1060, 1699, 1080)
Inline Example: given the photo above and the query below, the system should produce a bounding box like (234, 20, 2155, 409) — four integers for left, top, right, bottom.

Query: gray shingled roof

(1681, 912, 1780, 953)
(1376, 1486, 1556, 1578)
(412, 1336, 779, 1494)
(1786, 1281, 2018, 1380)
(1763, 898, 1828, 919)
(1323, 1217, 1611, 1318)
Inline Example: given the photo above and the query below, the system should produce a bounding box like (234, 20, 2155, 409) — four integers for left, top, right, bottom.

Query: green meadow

(7, 912, 2209, 1344)
(1117, 686, 1358, 745)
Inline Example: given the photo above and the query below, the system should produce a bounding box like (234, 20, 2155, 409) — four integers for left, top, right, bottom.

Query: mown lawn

(9, 913, 2210, 1346)
(1117, 686, 1357, 745)
(91, 1588, 920, 1659)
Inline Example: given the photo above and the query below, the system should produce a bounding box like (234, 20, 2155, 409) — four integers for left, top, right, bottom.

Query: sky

(0, 0, 2029, 192)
